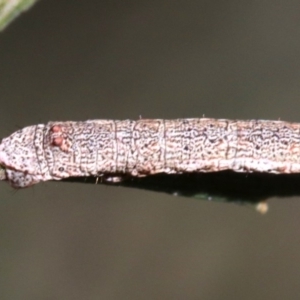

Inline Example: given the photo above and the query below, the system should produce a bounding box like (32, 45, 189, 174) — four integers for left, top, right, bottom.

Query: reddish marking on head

(51, 125, 62, 133)
(52, 137, 63, 146)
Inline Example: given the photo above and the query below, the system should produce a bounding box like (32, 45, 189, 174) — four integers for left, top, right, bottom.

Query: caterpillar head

(0, 125, 46, 188)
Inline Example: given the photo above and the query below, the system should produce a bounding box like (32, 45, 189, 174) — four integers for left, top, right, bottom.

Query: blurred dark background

(1, 1, 300, 299)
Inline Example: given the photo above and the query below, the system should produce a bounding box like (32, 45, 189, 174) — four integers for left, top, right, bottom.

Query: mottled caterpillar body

(0, 118, 300, 188)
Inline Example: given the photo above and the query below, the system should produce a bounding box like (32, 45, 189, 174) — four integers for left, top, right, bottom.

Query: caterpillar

(0, 118, 299, 188)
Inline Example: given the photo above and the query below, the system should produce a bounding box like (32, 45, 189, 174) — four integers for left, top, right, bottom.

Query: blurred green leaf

(0, 0, 38, 31)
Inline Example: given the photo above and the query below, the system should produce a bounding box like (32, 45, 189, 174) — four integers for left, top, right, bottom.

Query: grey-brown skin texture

(0, 119, 300, 188)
